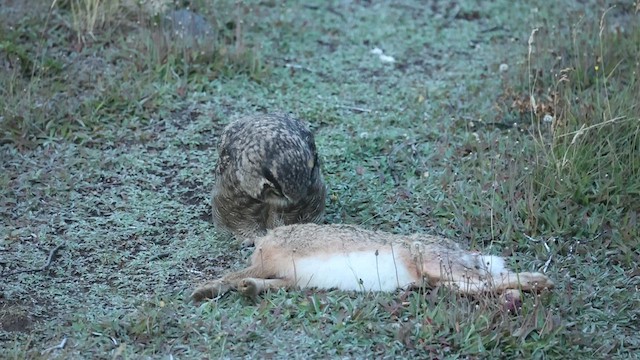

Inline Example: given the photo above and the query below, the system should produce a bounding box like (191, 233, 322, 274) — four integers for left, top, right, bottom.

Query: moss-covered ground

(1, 0, 639, 358)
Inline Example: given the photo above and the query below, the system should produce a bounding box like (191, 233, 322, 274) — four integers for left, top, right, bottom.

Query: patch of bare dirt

(0, 299, 33, 334)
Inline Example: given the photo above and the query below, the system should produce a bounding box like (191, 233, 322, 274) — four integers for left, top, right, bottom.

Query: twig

(92, 332, 118, 345)
(1, 244, 65, 277)
(480, 25, 506, 33)
(41, 337, 67, 355)
(556, 116, 625, 138)
(303, 4, 346, 21)
(284, 63, 316, 73)
(326, 7, 346, 21)
(542, 254, 553, 274)
(542, 238, 552, 273)
(336, 105, 372, 113)
(148, 252, 172, 261)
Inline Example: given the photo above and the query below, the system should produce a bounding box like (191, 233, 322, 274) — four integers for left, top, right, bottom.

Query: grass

(1, 0, 639, 358)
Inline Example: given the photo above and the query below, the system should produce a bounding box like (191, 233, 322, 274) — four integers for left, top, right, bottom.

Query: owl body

(212, 114, 326, 245)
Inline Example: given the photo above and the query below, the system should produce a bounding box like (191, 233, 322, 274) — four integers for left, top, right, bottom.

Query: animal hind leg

(429, 254, 554, 295)
(491, 271, 555, 292)
(191, 265, 271, 302)
(238, 278, 292, 298)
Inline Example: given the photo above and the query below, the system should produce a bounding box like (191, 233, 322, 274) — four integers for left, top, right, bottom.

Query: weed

(0, 0, 266, 148)
(517, 9, 640, 243)
(68, 0, 121, 42)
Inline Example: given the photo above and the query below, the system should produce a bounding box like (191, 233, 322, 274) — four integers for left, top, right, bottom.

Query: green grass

(1, 0, 639, 358)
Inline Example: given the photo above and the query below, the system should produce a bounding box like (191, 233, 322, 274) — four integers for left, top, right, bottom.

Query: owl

(211, 113, 327, 246)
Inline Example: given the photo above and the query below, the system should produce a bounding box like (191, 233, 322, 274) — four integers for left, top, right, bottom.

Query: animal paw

(238, 278, 259, 298)
(517, 272, 555, 291)
(191, 280, 230, 302)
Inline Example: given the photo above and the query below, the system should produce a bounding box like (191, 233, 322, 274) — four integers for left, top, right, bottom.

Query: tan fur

(211, 114, 326, 246)
(192, 224, 554, 302)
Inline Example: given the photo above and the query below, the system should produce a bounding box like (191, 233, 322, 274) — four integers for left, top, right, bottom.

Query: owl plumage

(211, 113, 327, 246)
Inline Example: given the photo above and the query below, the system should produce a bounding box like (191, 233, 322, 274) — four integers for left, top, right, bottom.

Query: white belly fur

(289, 249, 415, 292)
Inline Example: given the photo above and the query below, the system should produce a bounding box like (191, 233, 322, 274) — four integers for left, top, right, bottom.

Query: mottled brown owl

(212, 113, 327, 246)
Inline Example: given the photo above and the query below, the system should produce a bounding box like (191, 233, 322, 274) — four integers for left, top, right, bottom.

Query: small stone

(379, 54, 396, 63)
